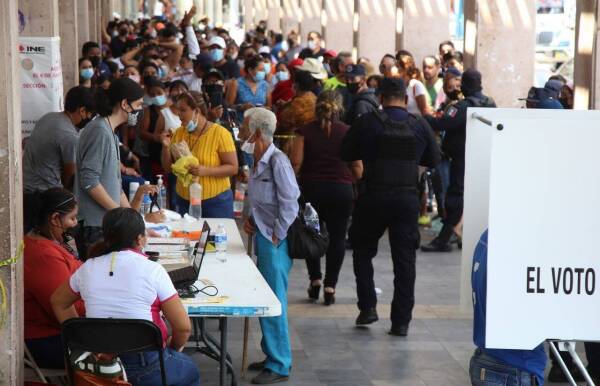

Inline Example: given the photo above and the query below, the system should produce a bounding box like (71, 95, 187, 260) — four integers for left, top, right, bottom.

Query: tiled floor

(192, 227, 588, 385)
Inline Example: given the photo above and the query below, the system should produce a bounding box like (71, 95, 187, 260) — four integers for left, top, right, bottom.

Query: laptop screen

(191, 221, 211, 273)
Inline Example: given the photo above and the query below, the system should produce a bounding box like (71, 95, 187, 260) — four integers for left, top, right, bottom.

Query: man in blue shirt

(471, 230, 546, 385)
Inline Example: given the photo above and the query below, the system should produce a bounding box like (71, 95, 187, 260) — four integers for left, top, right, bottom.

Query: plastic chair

(61, 318, 168, 386)
(24, 343, 67, 384)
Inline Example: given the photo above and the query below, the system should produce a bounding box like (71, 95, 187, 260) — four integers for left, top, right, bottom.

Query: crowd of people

(21, 3, 587, 386)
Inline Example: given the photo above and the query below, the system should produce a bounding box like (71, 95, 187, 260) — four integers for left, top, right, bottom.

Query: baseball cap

(544, 79, 563, 99)
(536, 98, 564, 109)
(445, 66, 462, 78)
(194, 52, 214, 68)
(258, 46, 271, 55)
(324, 50, 338, 58)
(287, 58, 304, 70)
(203, 68, 224, 81)
(345, 64, 366, 77)
(296, 58, 327, 80)
(208, 36, 226, 49)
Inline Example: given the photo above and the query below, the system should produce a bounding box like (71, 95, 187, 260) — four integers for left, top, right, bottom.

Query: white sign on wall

(462, 108, 600, 350)
(18, 36, 63, 138)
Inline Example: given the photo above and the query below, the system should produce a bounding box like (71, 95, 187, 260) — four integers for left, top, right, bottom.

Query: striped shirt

(171, 123, 236, 200)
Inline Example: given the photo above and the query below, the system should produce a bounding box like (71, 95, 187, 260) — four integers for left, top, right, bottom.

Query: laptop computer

(168, 221, 211, 290)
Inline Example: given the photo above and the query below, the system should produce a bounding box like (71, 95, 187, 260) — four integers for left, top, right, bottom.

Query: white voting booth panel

(462, 108, 600, 350)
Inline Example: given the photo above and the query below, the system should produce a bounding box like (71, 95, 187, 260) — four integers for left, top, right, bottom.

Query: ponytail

(87, 208, 146, 259)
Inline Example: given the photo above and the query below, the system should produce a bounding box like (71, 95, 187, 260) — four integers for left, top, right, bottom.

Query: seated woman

(51, 208, 200, 386)
(161, 92, 238, 218)
(25, 188, 83, 369)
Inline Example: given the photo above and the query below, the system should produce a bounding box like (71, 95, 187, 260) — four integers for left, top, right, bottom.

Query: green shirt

(425, 78, 443, 109)
(324, 76, 346, 90)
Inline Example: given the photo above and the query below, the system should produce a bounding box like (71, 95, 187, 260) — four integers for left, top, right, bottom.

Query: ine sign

(463, 108, 600, 350)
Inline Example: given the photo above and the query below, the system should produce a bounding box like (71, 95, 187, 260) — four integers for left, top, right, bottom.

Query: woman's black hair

(293, 70, 316, 92)
(94, 77, 144, 117)
(143, 75, 164, 89)
(138, 60, 160, 75)
(30, 188, 77, 231)
(88, 208, 146, 259)
(168, 79, 189, 93)
(244, 55, 263, 71)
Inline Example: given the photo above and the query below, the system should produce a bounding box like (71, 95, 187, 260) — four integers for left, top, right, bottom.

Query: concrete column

(101, 0, 112, 24)
(299, 0, 321, 42)
(77, 0, 90, 52)
(215, 0, 224, 26)
(19, 0, 60, 37)
(229, 0, 240, 28)
(281, 0, 300, 35)
(595, 0, 600, 109)
(573, 0, 598, 109)
(206, 0, 215, 25)
(59, 0, 79, 91)
(266, 0, 281, 32)
(324, 0, 353, 53)
(254, 0, 268, 26)
(0, 0, 24, 385)
(462, 0, 536, 108)
(399, 0, 451, 65)
(357, 0, 395, 62)
(88, 0, 99, 42)
(243, 0, 254, 31)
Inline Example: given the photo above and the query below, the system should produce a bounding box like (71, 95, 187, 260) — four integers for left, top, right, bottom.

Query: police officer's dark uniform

(421, 68, 496, 252)
(341, 77, 441, 335)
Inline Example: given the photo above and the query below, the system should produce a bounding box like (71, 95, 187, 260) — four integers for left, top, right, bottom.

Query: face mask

(263, 63, 271, 74)
(112, 30, 119, 38)
(230, 51, 238, 60)
(154, 94, 167, 106)
(77, 112, 93, 129)
(119, 28, 128, 36)
(324, 63, 331, 74)
(241, 140, 255, 155)
(281, 40, 289, 51)
(149, 29, 157, 39)
(210, 48, 224, 62)
(347, 82, 360, 95)
(128, 74, 140, 83)
(158, 66, 167, 79)
(80, 68, 94, 80)
(276, 71, 290, 82)
(308, 40, 317, 50)
(125, 102, 142, 126)
(90, 56, 101, 68)
(186, 113, 197, 132)
(237, 59, 245, 69)
(254, 71, 266, 82)
(144, 95, 154, 106)
(446, 89, 461, 100)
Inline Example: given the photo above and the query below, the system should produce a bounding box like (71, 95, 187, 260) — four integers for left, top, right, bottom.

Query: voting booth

(461, 108, 600, 353)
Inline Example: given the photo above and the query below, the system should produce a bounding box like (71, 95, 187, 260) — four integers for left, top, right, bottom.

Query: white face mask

(241, 140, 255, 155)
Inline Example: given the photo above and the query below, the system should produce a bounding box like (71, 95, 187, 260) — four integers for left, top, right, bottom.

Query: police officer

(421, 68, 496, 252)
(341, 77, 441, 336)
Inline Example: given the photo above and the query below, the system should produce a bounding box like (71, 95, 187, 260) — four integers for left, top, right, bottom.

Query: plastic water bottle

(129, 182, 140, 203)
(214, 224, 228, 262)
(189, 178, 202, 219)
(156, 174, 167, 210)
(303, 203, 320, 233)
(141, 181, 152, 214)
(233, 182, 247, 218)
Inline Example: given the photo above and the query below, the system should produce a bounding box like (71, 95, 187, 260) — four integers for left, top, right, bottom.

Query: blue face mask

(186, 113, 197, 132)
(144, 95, 154, 106)
(263, 63, 271, 75)
(158, 67, 166, 79)
(276, 71, 289, 82)
(80, 68, 94, 80)
(154, 94, 167, 106)
(210, 48, 224, 62)
(254, 71, 266, 82)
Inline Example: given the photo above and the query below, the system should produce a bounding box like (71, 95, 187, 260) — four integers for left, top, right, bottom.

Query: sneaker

(418, 215, 431, 227)
(248, 360, 266, 372)
(389, 324, 409, 336)
(251, 369, 289, 384)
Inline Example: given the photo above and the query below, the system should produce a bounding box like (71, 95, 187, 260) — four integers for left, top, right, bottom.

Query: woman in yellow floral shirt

(161, 91, 238, 218)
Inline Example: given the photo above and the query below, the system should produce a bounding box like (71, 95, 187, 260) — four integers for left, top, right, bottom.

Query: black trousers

(349, 190, 420, 325)
(73, 222, 103, 261)
(303, 182, 353, 288)
(438, 156, 465, 243)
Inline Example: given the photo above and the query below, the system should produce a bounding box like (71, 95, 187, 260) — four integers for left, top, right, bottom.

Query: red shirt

(24, 235, 85, 339)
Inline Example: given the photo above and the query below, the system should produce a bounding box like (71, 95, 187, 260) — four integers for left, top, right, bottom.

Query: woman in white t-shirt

(398, 54, 431, 116)
(51, 208, 200, 386)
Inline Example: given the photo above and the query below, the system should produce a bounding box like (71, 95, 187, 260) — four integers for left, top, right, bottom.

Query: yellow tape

(0, 240, 24, 268)
(0, 240, 25, 328)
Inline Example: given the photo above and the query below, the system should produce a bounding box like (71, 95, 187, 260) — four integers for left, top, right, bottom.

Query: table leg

(220, 318, 227, 386)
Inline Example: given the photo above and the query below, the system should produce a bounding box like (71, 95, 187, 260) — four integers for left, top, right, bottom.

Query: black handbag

(287, 205, 329, 260)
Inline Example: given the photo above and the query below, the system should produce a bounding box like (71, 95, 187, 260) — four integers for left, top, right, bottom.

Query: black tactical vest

(363, 111, 418, 192)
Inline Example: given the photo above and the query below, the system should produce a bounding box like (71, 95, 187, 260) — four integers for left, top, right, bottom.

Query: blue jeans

(120, 349, 200, 386)
(174, 190, 234, 218)
(255, 232, 292, 376)
(469, 349, 536, 386)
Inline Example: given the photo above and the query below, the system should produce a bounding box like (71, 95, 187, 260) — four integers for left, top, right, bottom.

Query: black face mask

(77, 117, 92, 130)
(205, 84, 224, 107)
(347, 82, 361, 95)
(446, 90, 461, 101)
(89, 56, 101, 68)
(119, 28, 128, 36)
